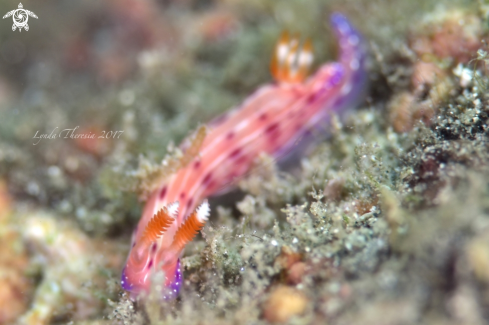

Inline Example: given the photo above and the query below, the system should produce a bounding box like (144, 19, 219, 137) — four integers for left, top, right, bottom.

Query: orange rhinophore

(271, 31, 314, 83)
(170, 200, 209, 254)
(138, 205, 176, 247)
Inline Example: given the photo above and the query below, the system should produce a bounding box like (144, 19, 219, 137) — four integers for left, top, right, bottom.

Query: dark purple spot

(151, 243, 157, 253)
(159, 186, 167, 199)
(229, 148, 241, 159)
(180, 192, 186, 200)
(265, 123, 279, 134)
(187, 198, 194, 210)
(147, 259, 153, 269)
(226, 132, 235, 140)
(193, 161, 201, 169)
(203, 173, 213, 185)
(307, 93, 318, 104)
(330, 69, 344, 86)
(132, 242, 136, 248)
(207, 181, 215, 189)
(259, 113, 268, 121)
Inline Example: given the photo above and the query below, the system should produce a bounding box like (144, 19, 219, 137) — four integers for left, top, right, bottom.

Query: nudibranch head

(121, 201, 210, 297)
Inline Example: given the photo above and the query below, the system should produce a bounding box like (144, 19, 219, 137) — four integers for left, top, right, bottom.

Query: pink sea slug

(121, 12, 367, 298)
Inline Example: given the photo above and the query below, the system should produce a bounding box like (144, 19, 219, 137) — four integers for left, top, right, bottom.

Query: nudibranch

(121, 13, 367, 298)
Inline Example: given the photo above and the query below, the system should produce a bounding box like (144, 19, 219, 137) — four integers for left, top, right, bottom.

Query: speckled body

(122, 13, 367, 297)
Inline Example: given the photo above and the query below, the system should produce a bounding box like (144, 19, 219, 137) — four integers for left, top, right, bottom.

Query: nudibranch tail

(328, 12, 368, 111)
(271, 31, 314, 83)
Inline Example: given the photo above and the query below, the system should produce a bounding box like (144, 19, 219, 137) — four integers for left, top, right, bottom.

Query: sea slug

(121, 12, 367, 298)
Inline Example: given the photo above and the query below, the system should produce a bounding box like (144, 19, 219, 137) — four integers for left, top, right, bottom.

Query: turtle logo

(3, 3, 38, 32)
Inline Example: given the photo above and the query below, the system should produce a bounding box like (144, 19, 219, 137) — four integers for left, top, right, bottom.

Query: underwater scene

(0, 0, 488, 324)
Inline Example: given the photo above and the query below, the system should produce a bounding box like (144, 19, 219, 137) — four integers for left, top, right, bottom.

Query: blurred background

(0, 0, 486, 324)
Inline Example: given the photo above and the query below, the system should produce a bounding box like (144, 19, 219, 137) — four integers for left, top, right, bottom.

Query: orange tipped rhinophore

(170, 200, 210, 253)
(139, 202, 178, 247)
(270, 31, 314, 83)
